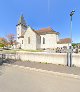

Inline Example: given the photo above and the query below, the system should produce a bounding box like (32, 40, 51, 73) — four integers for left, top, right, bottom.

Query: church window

(43, 37, 45, 44)
(40, 36, 41, 44)
(22, 40, 23, 44)
(28, 37, 30, 44)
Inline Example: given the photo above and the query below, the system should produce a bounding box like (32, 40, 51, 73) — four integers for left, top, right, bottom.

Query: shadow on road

(0, 62, 5, 76)
(3, 59, 16, 64)
(0, 67, 3, 76)
(0, 58, 16, 76)
(0, 59, 3, 66)
(0, 59, 16, 66)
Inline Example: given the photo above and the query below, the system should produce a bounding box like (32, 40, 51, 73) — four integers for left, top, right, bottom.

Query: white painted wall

(40, 35, 46, 49)
(16, 24, 27, 42)
(16, 25, 22, 42)
(19, 38, 24, 49)
(41, 34, 57, 49)
(24, 27, 37, 50)
(72, 54, 80, 67)
(36, 35, 41, 49)
(57, 44, 69, 49)
(4, 52, 80, 67)
(16, 51, 67, 65)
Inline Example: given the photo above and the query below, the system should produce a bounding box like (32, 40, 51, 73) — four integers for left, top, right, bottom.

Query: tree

(0, 37, 7, 47)
(72, 43, 78, 49)
(6, 34, 15, 46)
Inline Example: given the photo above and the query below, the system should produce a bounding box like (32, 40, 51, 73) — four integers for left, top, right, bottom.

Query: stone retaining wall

(16, 52, 67, 65)
(3, 51, 80, 67)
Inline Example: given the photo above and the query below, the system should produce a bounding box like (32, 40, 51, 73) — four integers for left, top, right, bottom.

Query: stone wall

(72, 54, 80, 67)
(16, 51, 67, 65)
(3, 51, 80, 67)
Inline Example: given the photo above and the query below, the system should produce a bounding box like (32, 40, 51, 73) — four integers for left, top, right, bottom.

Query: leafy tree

(6, 34, 15, 46)
(0, 37, 7, 47)
(72, 43, 78, 49)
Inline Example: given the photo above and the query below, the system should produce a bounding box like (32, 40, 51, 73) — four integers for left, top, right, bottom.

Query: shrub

(0, 43, 4, 47)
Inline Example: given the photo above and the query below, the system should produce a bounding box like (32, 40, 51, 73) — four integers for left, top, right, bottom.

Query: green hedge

(0, 43, 4, 47)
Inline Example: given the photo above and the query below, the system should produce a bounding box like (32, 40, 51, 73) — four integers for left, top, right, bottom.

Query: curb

(4, 63, 80, 79)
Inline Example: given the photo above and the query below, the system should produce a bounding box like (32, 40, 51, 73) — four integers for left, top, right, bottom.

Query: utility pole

(69, 10, 75, 67)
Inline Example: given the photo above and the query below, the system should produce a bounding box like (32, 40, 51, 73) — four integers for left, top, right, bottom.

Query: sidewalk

(4, 60, 80, 76)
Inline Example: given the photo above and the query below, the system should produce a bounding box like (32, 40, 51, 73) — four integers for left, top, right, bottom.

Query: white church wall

(19, 38, 24, 49)
(40, 35, 46, 49)
(36, 35, 41, 49)
(23, 27, 37, 50)
(41, 34, 57, 49)
(57, 44, 69, 49)
(16, 25, 22, 42)
(16, 25, 27, 42)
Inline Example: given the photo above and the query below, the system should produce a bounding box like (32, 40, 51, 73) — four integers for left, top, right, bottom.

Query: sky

(0, 0, 80, 43)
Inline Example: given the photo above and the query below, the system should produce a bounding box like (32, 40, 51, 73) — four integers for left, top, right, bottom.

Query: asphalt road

(0, 65, 80, 92)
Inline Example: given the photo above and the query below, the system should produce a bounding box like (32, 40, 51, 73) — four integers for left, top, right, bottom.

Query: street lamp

(69, 10, 75, 67)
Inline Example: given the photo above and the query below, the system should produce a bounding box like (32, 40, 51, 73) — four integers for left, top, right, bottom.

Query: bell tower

(16, 15, 27, 42)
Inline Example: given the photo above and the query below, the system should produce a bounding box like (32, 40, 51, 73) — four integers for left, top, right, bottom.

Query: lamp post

(69, 10, 75, 67)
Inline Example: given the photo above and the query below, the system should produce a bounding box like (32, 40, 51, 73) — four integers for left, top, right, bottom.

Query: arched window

(28, 37, 30, 44)
(22, 40, 23, 44)
(40, 36, 41, 44)
(43, 37, 45, 44)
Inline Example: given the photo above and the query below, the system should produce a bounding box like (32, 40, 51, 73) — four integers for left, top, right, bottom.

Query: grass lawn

(0, 50, 17, 54)
(21, 49, 43, 52)
(0, 49, 43, 54)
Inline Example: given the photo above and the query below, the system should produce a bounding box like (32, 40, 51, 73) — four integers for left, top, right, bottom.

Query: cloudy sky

(0, 0, 80, 43)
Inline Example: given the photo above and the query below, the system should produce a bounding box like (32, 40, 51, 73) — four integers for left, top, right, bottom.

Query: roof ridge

(34, 27, 59, 35)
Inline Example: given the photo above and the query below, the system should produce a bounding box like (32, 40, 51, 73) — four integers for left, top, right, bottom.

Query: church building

(16, 15, 71, 50)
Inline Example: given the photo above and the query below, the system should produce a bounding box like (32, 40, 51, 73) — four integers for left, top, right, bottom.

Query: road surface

(0, 65, 80, 92)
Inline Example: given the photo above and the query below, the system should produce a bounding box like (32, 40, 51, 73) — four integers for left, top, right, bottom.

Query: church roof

(34, 27, 59, 35)
(18, 26, 59, 38)
(17, 15, 27, 27)
(57, 38, 71, 44)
